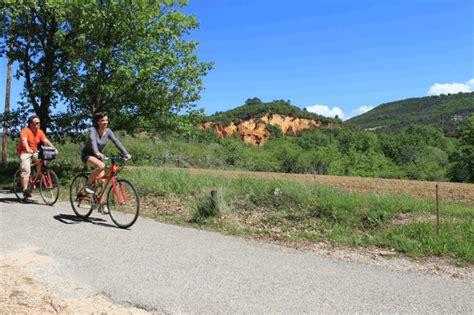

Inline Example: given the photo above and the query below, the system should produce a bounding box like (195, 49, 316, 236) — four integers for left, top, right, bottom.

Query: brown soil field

(167, 167, 474, 205)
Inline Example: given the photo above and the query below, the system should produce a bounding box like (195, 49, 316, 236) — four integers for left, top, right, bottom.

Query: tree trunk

(2, 45, 13, 164)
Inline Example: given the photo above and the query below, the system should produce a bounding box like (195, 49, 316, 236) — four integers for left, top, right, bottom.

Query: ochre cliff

(199, 113, 339, 146)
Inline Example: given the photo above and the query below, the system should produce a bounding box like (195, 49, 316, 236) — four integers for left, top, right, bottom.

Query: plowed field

(177, 168, 474, 205)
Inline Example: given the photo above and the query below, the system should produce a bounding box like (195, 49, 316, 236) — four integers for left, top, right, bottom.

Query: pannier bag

(39, 146, 57, 160)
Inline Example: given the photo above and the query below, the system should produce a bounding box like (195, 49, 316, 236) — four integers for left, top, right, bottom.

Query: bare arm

(21, 136, 33, 153)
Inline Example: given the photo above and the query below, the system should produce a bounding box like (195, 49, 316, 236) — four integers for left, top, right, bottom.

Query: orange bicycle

(69, 155, 140, 228)
(13, 150, 60, 205)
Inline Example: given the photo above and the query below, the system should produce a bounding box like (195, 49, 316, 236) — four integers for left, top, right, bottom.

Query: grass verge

(123, 167, 473, 265)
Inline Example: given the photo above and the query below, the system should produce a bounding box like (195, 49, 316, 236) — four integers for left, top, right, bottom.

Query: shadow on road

(0, 188, 44, 205)
(0, 197, 20, 203)
(54, 213, 118, 229)
(2, 189, 121, 229)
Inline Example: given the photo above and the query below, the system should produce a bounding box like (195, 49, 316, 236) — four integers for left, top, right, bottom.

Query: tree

(0, 0, 213, 135)
(245, 97, 262, 106)
(64, 0, 213, 134)
(0, 0, 76, 133)
(450, 114, 474, 182)
(2, 26, 13, 163)
(380, 125, 452, 166)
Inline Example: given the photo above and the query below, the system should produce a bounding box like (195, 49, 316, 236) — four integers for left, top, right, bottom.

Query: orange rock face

(198, 114, 339, 146)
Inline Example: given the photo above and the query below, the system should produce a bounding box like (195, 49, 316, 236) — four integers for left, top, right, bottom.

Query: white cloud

(467, 79, 474, 90)
(306, 104, 344, 119)
(354, 105, 374, 115)
(341, 105, 375, 120)
(427, 78, 474, 95)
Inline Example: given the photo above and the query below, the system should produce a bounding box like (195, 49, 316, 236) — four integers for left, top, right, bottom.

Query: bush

(192, 192, 221, 221)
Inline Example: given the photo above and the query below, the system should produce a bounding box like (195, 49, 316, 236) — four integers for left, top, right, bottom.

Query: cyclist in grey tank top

(81, 112, 131, 193)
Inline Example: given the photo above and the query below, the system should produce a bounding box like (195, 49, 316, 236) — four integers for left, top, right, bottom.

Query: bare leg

(86, 156, 105, 186)
(21, 176, 29, 191)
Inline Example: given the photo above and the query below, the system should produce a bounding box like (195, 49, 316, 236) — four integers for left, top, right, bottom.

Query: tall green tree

(63, 0, 212, 133)
(0, 0, 76, 132)
(0, 0, 212, 134)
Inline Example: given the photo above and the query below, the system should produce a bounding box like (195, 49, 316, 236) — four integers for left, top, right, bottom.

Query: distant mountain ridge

(346, 92, 474, 136)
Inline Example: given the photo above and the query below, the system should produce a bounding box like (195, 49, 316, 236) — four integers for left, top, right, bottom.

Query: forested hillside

(346, 92, 474, 136)
(199, 99, 341, 145)
(206, 98, 341, 126)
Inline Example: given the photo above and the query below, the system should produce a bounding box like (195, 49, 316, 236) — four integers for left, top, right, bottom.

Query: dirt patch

(389, 212, 438, 226)
(0, 248, 155, 314)
(141, 194, 191, 218)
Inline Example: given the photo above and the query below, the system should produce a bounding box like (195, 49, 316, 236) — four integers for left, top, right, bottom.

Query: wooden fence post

(211, 190, 219, 211)
(436, 184, 440, 237)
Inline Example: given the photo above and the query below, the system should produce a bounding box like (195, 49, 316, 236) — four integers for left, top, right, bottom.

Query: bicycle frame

(27, 158, 54, 190)
(93, 159, 128, 206)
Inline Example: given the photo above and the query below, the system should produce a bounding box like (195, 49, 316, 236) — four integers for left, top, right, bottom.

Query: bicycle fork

(40, 171, 54, 189)
(112, 178, 128, 206)
(31, 171, 53, 190)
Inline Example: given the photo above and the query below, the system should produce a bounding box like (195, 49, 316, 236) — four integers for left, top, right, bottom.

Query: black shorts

(81, 151, 94, 164)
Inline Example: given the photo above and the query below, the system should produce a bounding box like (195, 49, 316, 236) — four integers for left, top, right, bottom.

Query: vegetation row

(1, 114, 473, 184)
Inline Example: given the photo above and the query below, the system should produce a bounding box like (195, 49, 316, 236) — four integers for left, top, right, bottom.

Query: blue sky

(182, 0, 474, 119)
(1, 0, 473, 120)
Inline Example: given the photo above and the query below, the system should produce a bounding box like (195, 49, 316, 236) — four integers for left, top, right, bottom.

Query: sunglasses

(32, 121, 41, 125)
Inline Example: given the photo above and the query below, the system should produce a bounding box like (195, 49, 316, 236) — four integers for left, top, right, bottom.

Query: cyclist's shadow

(0, 188, 41, 204)
(54, 213, 119, 229)
(1, 188, 120, 229)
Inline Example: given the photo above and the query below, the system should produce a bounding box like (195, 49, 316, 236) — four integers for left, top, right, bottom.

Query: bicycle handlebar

(102, 155, 130, 162)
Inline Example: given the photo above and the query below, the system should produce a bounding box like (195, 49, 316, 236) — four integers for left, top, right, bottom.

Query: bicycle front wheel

(70, 173, 94, 219)
(107, 179, 140, 228)
(40, 169, 60, 205)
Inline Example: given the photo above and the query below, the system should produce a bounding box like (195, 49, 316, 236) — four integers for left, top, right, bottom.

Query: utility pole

(2, 41, 13, 164)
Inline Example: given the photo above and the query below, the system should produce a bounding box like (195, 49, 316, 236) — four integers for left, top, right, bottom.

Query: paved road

(1, 190, 473, 314)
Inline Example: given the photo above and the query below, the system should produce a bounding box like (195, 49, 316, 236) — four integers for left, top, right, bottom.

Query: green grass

(121, 167, 474, 265)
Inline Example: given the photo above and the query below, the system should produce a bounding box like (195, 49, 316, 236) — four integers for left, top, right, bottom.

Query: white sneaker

(99, 205, 109, 215)
(84, 185, 95, 194)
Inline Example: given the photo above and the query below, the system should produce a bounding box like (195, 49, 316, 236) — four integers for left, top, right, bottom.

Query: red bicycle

(13, 151, 60, 205)
(69, 155, 140, 228)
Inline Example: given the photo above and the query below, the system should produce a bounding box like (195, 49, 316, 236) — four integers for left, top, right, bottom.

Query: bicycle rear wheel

(107, 179, 140, 228)
(40, 169, 60, 205)
(70, 173, 94, 219)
